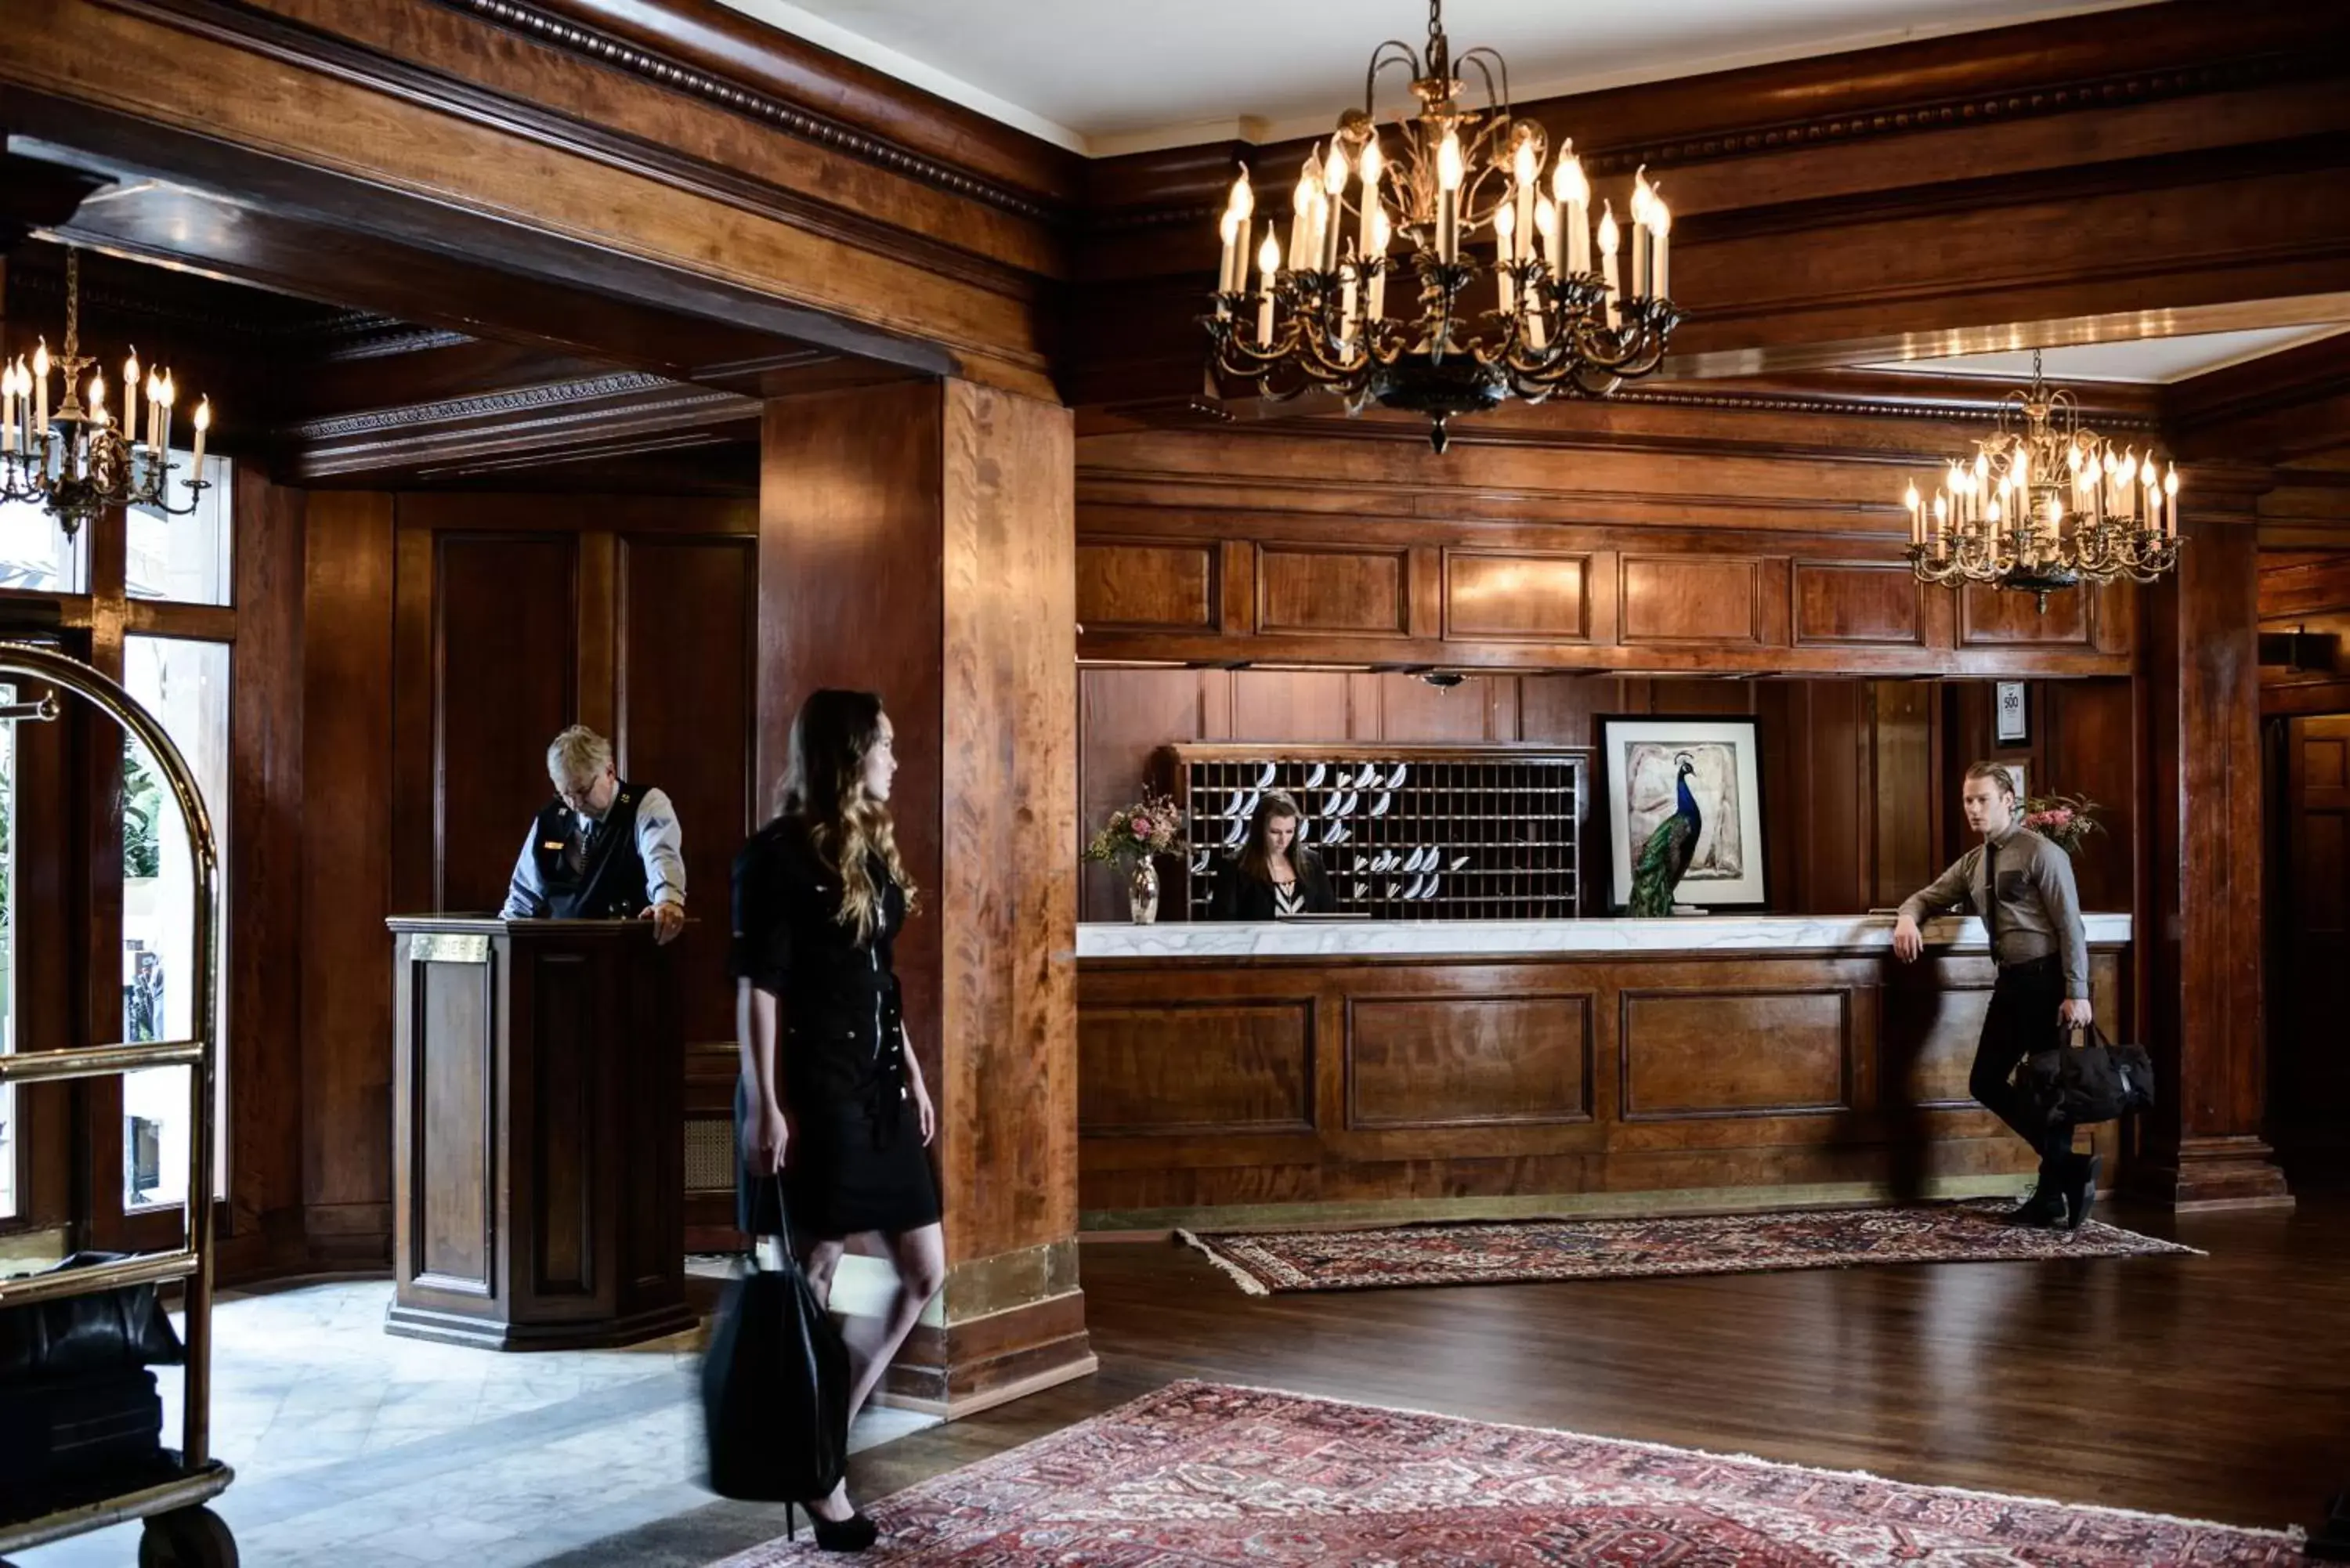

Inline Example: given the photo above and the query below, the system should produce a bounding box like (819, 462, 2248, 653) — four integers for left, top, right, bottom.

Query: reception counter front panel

(1076, 916, 2129, 1230)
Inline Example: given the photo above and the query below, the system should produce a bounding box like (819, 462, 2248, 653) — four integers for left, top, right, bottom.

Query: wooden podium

(385, 916, 696, 1349)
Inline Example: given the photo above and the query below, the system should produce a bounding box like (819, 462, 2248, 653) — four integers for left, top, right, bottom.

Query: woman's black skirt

(735, 1076, 942, 1241)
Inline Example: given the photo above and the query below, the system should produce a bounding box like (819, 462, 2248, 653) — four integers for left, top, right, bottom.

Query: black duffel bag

(2014, 1025, 2157, 1128)
(701, 1187, 849, 1505)
(0, 1252, 184, 1385)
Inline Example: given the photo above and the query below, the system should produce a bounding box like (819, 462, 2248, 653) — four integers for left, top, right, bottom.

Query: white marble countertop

(1076, 912, 2133, 960)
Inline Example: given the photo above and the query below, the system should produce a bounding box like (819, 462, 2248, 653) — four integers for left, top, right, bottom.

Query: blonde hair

(779, 690, 917, 944)
(547, 725, 613, 789)
(1963, 760, 2018, 801)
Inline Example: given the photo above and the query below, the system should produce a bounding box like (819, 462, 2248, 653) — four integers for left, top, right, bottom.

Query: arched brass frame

(0, 640, 231, 1547)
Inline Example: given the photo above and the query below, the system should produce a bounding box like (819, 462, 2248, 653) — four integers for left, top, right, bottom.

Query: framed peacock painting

(1597, 714, 1770, 916)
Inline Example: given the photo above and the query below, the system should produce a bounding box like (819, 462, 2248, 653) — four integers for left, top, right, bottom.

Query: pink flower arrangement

(2020, 793, 2099, 854)
(1085, 792, 1188, 865)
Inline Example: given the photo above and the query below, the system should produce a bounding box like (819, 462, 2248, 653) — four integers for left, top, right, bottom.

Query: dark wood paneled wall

(1073, 424, 2135, 676)
(2259, 552, 2350, 717)
(758, 378, 1089, 1414)
(1078, 946, 2127, 1227)
(1077, 668, 2129, 925)
(293, 490, 756, 1268)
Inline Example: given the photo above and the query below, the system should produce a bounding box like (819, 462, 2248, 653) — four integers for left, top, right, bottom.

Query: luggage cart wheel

(138, 1506, 238, 1568)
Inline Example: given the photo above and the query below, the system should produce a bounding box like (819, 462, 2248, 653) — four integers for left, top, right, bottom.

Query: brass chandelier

(2, 248, 213, 541)
(1202, 0, 1679, 452)
(1903, 351, 2178, 609)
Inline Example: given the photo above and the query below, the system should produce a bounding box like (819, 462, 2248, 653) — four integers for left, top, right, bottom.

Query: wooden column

(759, 378, 1087, 1417)
(2135, 472, 2291, 1208)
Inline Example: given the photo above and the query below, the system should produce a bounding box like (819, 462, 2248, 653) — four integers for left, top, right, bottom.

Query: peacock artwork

(1601, 717, 1770, 914)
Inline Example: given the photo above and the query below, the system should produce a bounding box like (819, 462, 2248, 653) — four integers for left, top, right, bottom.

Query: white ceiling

(1863, 326, 2350, 385)
(722, 0, 2160, 156)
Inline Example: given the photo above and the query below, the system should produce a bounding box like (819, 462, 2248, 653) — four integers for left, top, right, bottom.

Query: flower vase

(1127, 858, 1161, 925)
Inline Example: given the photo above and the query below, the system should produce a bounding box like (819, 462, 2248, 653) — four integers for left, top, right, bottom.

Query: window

(128, 454, 233, 606)
(121, 637, 230, 1209)
(0, 500, 89, 596)
(1, 681, 16, 1219)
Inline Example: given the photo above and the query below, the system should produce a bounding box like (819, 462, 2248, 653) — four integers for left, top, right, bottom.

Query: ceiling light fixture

(1, 248, 213, 540)
(1901, 351, 2179, 609)
(1201, 0, 1679, 452)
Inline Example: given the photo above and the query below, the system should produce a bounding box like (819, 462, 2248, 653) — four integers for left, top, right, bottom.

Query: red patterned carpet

(1180, 1200, 2196, 1294)
(712, 1381, 2300, 1565)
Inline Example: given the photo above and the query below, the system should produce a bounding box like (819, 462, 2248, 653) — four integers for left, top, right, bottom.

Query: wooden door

(2272, 714, 2350, 1176)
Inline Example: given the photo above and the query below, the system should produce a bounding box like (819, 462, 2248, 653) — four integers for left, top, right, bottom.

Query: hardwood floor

(561, 1196, 2350, 1563)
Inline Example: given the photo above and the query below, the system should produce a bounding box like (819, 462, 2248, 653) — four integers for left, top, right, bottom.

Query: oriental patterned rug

(710, 1380, 2299, 1566)
(1179, 1200, 2196, 1294)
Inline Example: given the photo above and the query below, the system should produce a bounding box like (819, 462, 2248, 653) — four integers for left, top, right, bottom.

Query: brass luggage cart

(0, 644, 235, 1567)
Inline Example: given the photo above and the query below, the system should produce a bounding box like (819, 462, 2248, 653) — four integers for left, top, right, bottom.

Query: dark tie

(1983, 839, 2001, 963)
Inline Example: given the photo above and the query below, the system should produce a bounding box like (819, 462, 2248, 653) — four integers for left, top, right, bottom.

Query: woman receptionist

(1209, 792, 1337, 919)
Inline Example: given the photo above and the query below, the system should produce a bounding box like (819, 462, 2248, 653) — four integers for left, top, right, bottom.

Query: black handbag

(701, 1186, 850, 1504)
(0, 1252, 185, 1385)
(2015, 1025, 2157, 1128)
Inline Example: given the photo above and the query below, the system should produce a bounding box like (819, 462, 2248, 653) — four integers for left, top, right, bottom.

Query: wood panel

(2139, 503, 2289, 1205)
(1621, 558, 1764, 645)
(1958, 583, 2092, 646)
(1077, 948, 2124, 1225)
(1076, 542, 1216, 631)
(429, 533, 578, 913)
(1620, 989, 1853, 1118)
(529, 951, 594, 1297)
(1444, 552, 1589, 641)
(1258, 547, 1408, 637)
(227, 469, 307, 1258)
(1794, 562, 1924, 647)
(1079, 1002, 1313, 1135)
(412, 957, 493, 1290)
(1345, 995, 1593, 1129)
(617, 535, 755, 1050)
(301, 490, 397, 1262)
(2270, 714, 2350, 1179)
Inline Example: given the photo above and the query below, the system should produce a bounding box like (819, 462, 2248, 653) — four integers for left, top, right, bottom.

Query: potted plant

(1083, 792, 1188, 924)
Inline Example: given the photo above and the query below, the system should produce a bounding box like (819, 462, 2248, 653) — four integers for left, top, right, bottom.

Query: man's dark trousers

(1968, 952, 2074, 1171)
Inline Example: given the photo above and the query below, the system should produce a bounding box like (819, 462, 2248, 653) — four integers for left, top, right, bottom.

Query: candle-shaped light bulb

(1493, 204, 1518, 314)
(1552, 145, 1589, 275)
(1649, 197, 1672, 298)
(89, 370, 107, 425)
(1435, 128, 1464, 262)
(2164, 465, 2179, 537)
(32, 341, 47, 378)
(1553, 147, 1588, 207)
(1436, 129, 1464, 192)
(1358, 137, 1382, 189)
(1511, 136, 1538, 264)
(1256, 226, 1281, 347)
(1321, 143, 1348, 197)
(1355, 138, 1383, 269)
(190, 395, 212, 475)
(1535, 195, 1559, 268)
(31, 339, 49, 436)
(1229, 168, 1254, 223)
(1987, 499, 2003, 526)
(122, 349, 142, 444)
(1596, 201, 1621, 325)
(1904, 482, 1922, 544)
(1367, 209, 1391, 320)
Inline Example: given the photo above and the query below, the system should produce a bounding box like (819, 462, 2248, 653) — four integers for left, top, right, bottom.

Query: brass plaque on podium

(411, 933, 490, 964)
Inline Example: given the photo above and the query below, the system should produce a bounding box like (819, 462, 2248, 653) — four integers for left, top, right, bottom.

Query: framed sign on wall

(1995, 680, 2030, 745)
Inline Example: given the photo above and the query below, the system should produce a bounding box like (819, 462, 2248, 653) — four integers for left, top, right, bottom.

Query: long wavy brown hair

(1237, 790, 1319, 887)
(779, 689, 918, 943)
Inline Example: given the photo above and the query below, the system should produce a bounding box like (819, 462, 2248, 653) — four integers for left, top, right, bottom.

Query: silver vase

(1127, 858, 1161, 924)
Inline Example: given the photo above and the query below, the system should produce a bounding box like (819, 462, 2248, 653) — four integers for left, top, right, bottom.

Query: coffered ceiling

(718, 0, 2162, 154)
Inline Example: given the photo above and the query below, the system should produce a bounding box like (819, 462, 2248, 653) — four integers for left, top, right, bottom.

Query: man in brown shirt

(1894, 760, 2097, 1229)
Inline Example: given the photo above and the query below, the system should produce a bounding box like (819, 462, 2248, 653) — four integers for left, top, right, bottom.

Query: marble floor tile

(9, 1280, 938, 1568)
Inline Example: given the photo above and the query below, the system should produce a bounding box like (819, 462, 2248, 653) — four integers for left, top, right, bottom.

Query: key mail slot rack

(1161, 743, 1585, 922)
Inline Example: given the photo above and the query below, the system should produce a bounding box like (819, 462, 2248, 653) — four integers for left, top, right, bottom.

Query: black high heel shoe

(788, 1501, 879, 1553)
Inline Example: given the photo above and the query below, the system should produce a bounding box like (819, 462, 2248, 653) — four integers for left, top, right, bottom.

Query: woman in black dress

(1209, 790, 1337, 919)
(732, 689, 943, 1550)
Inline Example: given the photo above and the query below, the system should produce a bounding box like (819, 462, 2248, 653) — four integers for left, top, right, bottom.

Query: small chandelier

(1202, 0, 1679, 453)
(1902, 350, 2178, 609)
(1, 248, 212, 541)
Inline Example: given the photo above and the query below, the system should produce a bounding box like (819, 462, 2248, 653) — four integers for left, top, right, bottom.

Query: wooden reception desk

(385, 916, 695, 1349)
(1076, 913, 2131, 1231)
